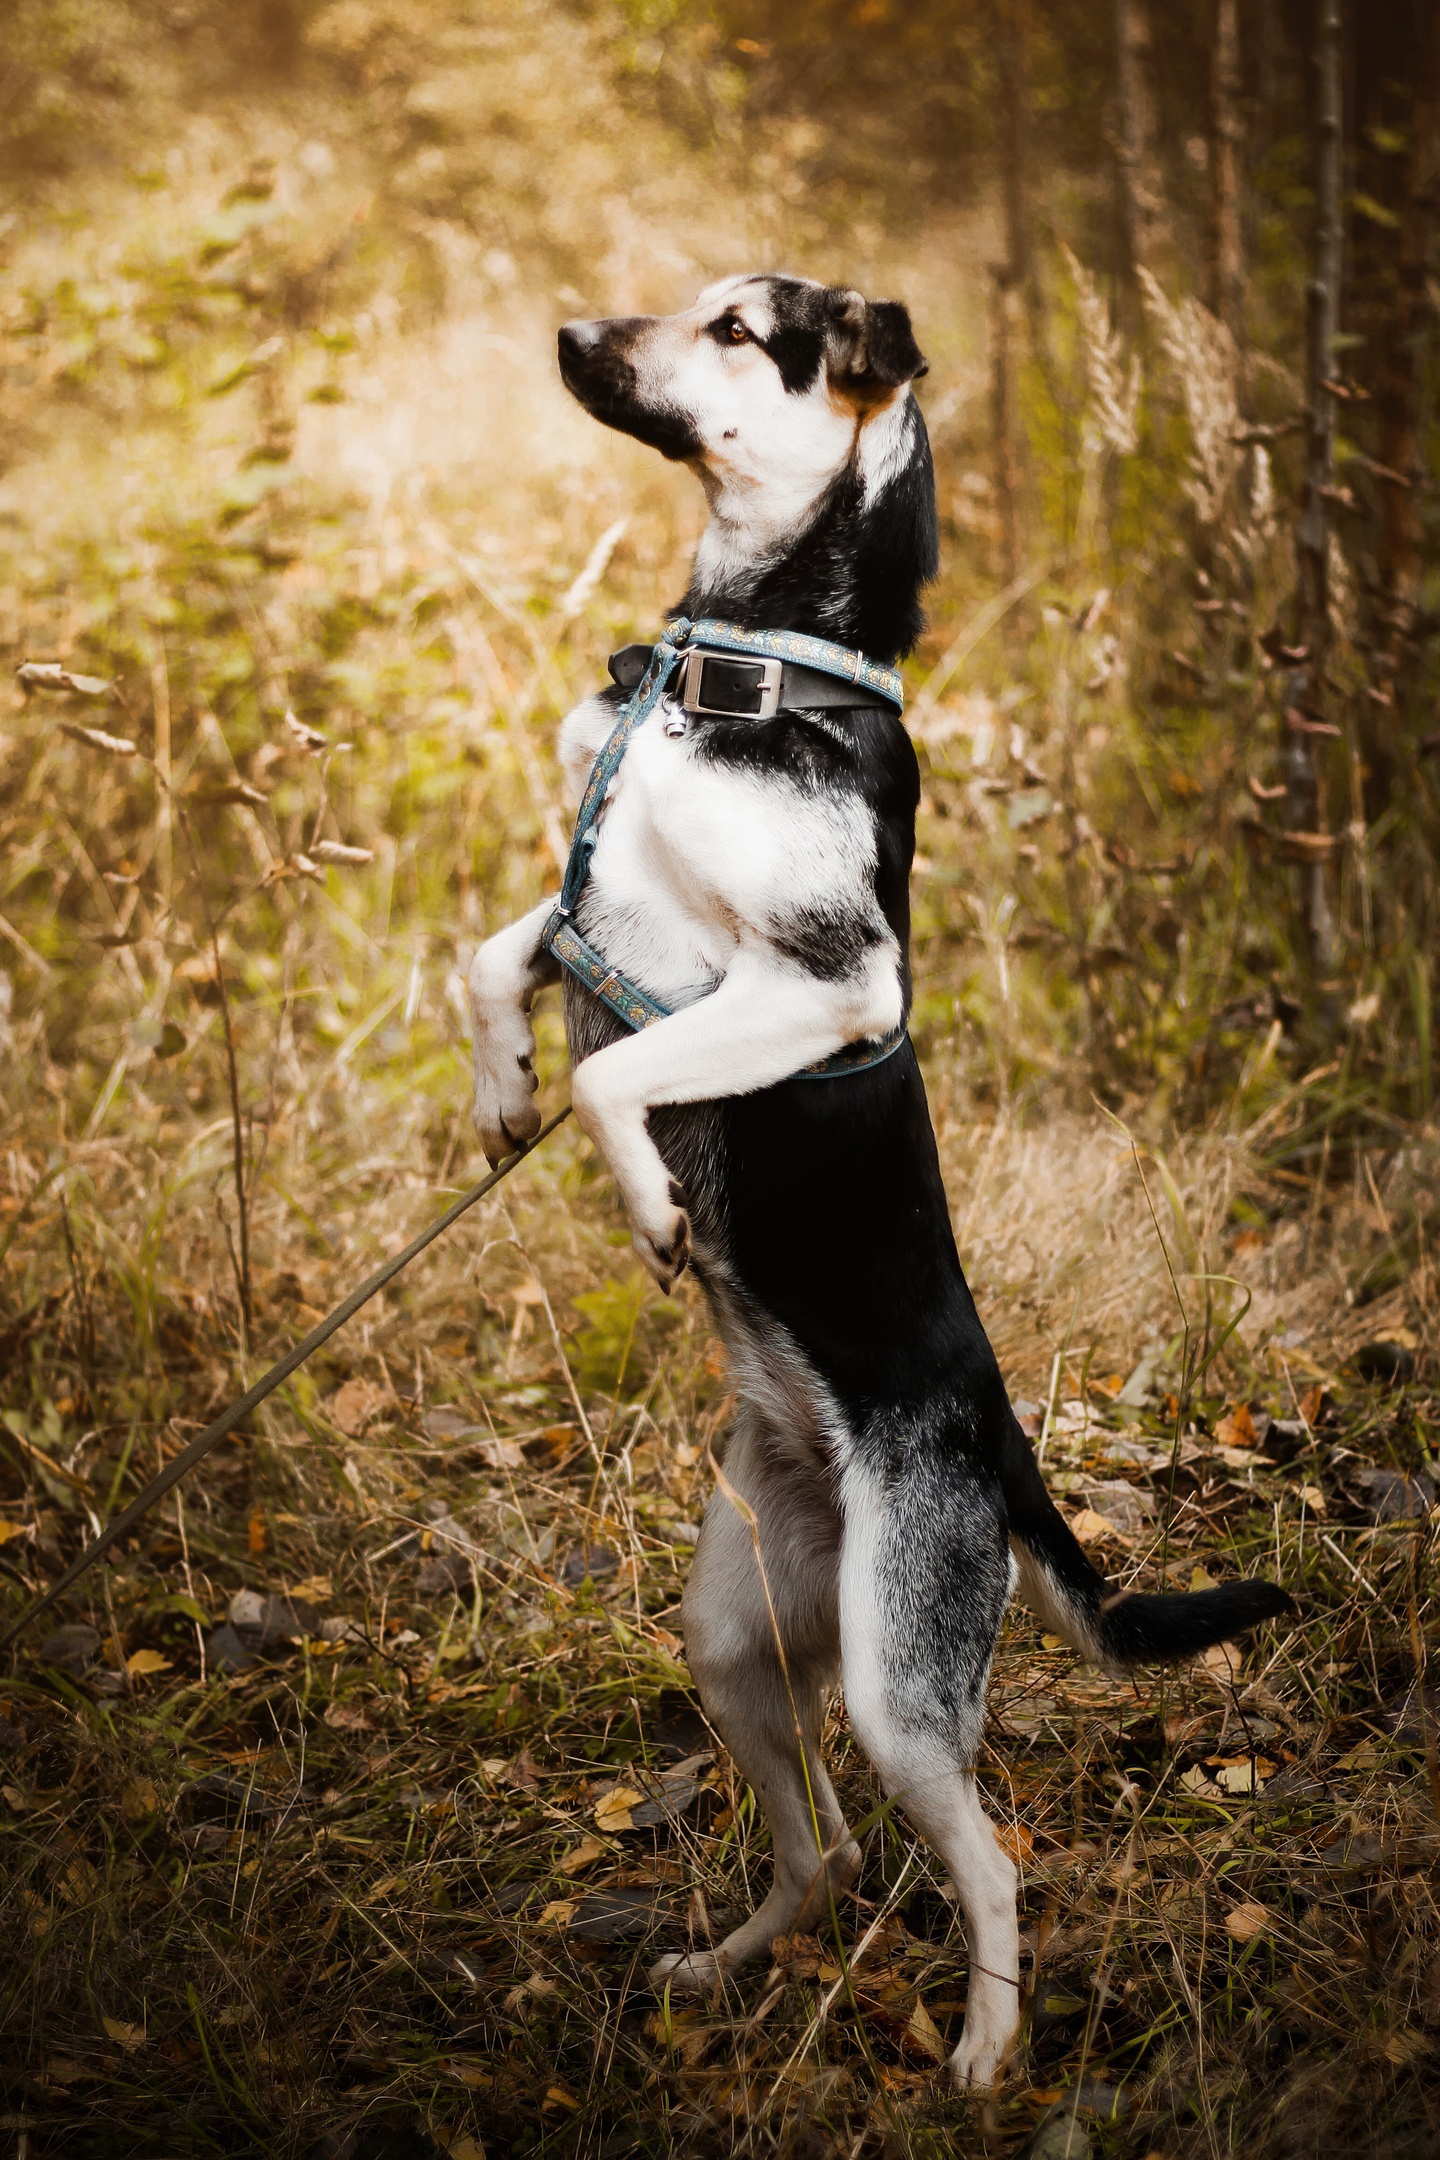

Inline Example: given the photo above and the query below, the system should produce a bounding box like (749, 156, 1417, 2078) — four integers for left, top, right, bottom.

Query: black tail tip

(1101, 1576, 1297, 1664)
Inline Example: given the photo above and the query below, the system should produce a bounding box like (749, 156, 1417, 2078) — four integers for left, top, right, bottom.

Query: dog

(467, 273, 1292, 2089)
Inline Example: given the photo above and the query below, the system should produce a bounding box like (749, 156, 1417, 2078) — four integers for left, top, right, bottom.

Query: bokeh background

(1, 5, 1438, 2156)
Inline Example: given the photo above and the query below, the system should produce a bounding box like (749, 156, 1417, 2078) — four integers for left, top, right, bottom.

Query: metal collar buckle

(677, 647, 783, 721)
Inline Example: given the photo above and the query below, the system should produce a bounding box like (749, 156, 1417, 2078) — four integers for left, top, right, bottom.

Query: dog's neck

(680, 392, 938, 667)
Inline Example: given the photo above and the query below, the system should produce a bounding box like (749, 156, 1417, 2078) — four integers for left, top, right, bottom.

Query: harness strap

(542, 616, 908, 1082)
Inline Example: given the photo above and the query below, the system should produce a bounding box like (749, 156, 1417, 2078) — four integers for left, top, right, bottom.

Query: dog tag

(661, 698, 688, 739)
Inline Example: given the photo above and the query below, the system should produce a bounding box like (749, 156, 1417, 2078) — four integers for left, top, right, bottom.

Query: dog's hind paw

(648, 1949, 724, 1998)
(946, 2026, 1012, 2092)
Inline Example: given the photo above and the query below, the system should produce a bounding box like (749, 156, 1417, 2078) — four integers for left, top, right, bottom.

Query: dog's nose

(558, 319, 604, 365)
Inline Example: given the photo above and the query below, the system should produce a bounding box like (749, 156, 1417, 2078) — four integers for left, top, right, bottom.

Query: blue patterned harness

(542, 616, 910, 1080)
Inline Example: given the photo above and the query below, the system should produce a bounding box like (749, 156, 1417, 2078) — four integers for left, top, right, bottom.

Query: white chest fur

(558, 696, 894, 1014)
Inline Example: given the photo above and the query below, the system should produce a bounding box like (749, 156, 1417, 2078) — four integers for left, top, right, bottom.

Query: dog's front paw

(469, 1001, 541, 1166)
(628, 1174, 689, 1293)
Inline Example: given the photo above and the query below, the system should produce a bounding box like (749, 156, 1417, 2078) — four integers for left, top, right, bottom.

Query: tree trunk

(990, 269, 1023, 582)
(1113, 0, 1166, 302)
(1209, 0, 1244, 342)
(1377, 5, 1440, 616)
(991, 0, 1030, 583)
(1290, 0, 1343, 978)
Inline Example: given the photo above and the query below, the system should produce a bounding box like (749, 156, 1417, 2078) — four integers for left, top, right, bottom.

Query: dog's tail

(999, 1410, 1294, 1665)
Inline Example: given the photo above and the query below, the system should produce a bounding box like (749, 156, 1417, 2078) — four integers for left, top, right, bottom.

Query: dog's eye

(710, 314, 750, 347)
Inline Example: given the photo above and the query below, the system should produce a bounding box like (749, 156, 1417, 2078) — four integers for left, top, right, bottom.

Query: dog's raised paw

(633, 1206, 690, 1294)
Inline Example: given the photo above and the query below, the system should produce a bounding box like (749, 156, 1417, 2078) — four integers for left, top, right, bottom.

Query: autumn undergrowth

(2, 9, 1439, 2157)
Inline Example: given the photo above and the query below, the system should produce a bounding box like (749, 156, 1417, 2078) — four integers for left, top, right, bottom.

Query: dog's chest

(576, 710, 876, 998)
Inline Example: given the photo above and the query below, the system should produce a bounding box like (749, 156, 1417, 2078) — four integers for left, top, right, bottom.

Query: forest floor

(2, 1081, 1438, 2160)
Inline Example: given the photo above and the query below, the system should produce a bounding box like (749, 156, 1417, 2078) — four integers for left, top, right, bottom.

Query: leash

(543, 616, 909, 1079)
(0, 1106, 571, 1657)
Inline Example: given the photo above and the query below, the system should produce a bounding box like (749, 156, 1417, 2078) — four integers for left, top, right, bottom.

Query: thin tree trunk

(991, 0, 1030, 582)
(1377, 5, 1440, 616)
(990, 269, 1023, 582)
(1290, 0, 1343, 977)
(1209, 0, 1244, 342)
(1113, 0, 1166, 305)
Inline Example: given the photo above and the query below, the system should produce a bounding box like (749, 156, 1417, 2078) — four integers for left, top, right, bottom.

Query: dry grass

(2, 11, 1439, 2155)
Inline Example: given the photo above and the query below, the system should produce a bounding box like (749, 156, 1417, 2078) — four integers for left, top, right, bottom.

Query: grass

(1, 8, 1438, 2153)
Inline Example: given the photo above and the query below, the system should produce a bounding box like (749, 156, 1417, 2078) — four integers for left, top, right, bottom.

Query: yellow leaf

(594, 1785, 643, 1833)
(1225, 1901, 1270, 1943)
(125, 1648, 171, 1677)
(559, 1834, 607, 1876)
(1069, 1506, 1131, 1546)
(1040, 1632, 1066, 1650)
(1335, 1738, 1380, 1772)
(0, 1518, 29, 1545)
(121, 1778, 159, 1824)
(448, 2139, 487, 2160)
(102, 2016, 145, 2051)
(817, 1960, 843, 1983)
(1189, 1564, 1219, 1590)
(905, 1999, 947, 2061)
(539, 1899, 576, 1927)
(543, 2084, 581, 2111)
(247, 1508, 267, 1555)
(288, 1574, 332, 1603)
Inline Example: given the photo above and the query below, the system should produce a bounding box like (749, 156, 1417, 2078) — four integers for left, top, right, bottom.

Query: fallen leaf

(1214, 1403, 1258, 1450)
(287, 1574, 332, 1603)
(3, 1784, 26, 1812)
(125, 1648, 171, 1678)
(1197, 1640, 1242, 1684)
(1189, 1563, 1219, 1590)
(1225, 1901, 1270, 1942)
(1069, 1507, 1131, 1546)
(543, 2086, 580, 2112)
(448, 2138, 487, 2160)
(101, 2016, 145, 2051)
(905, 1998, 947, 2062)
(323, 1700, 370, 1731)
(559, 1834, 607, 1876)
(121, 1779, 159, 1824)
(328, 1379, 387, 1436)
(996, 1821, 1035, 1865)
(477, 1436, 524, 1470)
(538, 1899, 576, 1927)
(594, 1784, 644, 1833)
(247, 1509, 267, 1555)
(1335, 1738, 1380, 1772)
(0, 1518, 31, 1545)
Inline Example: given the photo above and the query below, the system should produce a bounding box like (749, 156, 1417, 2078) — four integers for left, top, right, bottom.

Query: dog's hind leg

(840, 1455, 1021, 2091)
(650, 1410, 859, 1998)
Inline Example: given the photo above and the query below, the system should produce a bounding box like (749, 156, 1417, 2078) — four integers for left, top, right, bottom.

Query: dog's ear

(824, 289, 928, 390)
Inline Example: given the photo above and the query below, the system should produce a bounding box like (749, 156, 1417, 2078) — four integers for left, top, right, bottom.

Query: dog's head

(557, 273, 927, 497)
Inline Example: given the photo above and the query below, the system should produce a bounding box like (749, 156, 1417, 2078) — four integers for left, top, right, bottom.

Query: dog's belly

(562, 976, 1003, 1445)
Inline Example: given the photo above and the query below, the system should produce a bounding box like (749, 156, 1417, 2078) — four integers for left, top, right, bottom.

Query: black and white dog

(467, 274, 1291, 2089)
